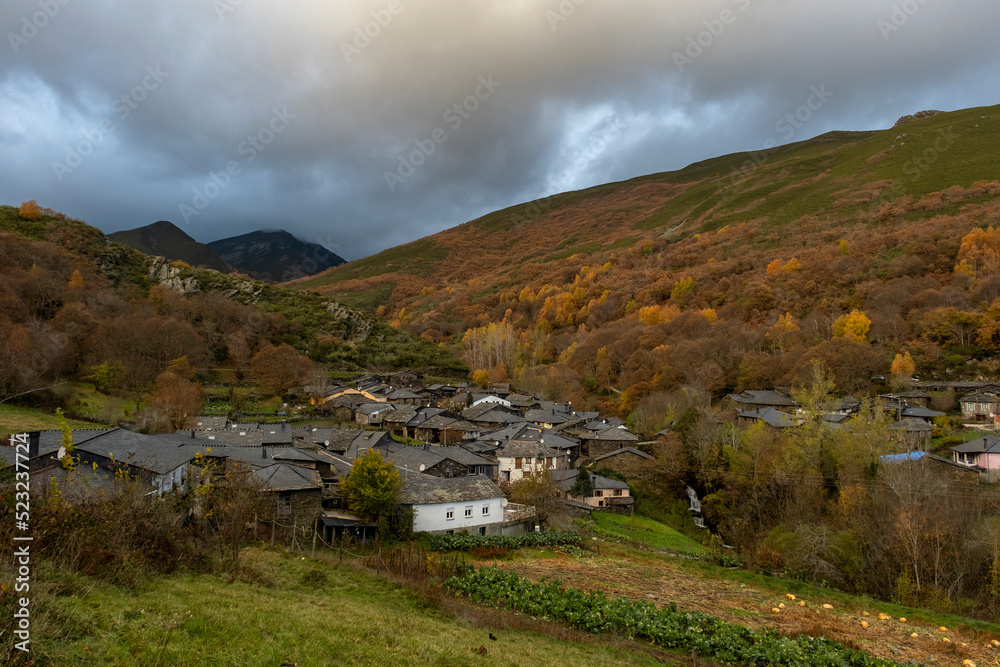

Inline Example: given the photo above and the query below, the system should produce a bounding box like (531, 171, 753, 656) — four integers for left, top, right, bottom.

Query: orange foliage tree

(18, 201, 42, 221)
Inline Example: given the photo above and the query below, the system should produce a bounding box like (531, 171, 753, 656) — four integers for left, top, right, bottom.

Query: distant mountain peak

(108, 221, 233, 272)
(207, 229, 345, 283)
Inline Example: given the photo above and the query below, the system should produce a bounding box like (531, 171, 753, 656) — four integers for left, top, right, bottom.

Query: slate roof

(584, 426, 639, 442)
(900, 405, 945, 420)
(194, 416, 228, 430)
(253, 463, 323, 492)
(728, 390, 799, 408)
(398, 474, 504, 505)
(261, 423, 294, 445)
(960, 392, 1000, 403)
(737, 407, 803, 428)
(386, 388, 423, 401)
(951, 434, 1000, 454)
(357, 403, 396, 416)
(591, 447, 655, 463)
(76, 429, 205, 474)
(497, 440, 562, 460)
(525, 409, 572, 425)
(891, 417, 934, 432)
(591, 474, 630, 490)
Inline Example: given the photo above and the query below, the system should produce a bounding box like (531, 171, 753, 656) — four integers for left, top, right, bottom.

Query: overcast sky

(2, 1, 998, 260)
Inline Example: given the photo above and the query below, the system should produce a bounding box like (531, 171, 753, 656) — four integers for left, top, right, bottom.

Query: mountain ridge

(291, 103, 1000, 414)
(208, 229, 346, 283)
(108, 220, 234, 273)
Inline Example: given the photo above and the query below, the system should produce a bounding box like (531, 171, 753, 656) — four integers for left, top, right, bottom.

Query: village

(7, 371, 1000, 551)
(1, 373, 654, 546)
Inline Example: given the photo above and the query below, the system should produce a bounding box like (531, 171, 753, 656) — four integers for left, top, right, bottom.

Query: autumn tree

(341, 449, 401, 524)
(832, 309, 871, 343)
(890, 351, 916, 382)
(956, 226, 1000, 279)
(68, 269, 84, 288)
(18, 200, 42, 221)
(462, 321, 518, 373)
(250, 343, 314, 398)
(509, 468, 562, 526)
(140, 363, 205, 433)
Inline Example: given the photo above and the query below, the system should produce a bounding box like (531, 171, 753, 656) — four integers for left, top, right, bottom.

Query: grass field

(589, 513, 708, 555)
(30, 549, 673, 667)
(0, 403, 105, 437)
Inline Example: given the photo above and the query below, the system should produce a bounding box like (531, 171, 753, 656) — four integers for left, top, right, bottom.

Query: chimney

(424, 443, 430, 451)
(190, 430, 196, 439)
(28, 431, 40, 460)
(262, 447, 268, 459)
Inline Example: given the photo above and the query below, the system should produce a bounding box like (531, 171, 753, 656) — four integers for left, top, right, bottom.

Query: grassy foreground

(31, 549, 668, 666)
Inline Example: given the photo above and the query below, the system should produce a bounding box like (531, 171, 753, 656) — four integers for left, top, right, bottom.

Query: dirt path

(487, 552, 1000, 667)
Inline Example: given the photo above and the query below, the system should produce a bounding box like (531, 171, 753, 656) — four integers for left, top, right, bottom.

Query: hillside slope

(294, 104, 1000, 413)
(108, 220, 234, 273)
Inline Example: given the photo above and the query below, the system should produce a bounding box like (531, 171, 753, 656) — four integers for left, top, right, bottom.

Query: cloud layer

(2, 0, 998, 258)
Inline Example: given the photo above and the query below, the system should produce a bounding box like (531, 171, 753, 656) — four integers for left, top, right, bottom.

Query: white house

(398, 475, 506, 535)
(471, 394, 512, 408)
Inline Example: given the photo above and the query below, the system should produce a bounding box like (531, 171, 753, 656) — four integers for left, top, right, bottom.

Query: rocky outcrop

(893, 110, 943, 127)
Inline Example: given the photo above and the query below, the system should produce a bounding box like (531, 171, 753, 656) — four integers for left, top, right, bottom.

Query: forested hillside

(0, 203, 464, 421)
(296, 105, 1000, 424)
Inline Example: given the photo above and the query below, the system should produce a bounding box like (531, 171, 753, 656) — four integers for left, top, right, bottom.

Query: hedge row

(424, 531, 582, 552)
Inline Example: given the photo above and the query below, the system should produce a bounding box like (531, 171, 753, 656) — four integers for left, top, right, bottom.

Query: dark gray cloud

(1, 0, 998, 259)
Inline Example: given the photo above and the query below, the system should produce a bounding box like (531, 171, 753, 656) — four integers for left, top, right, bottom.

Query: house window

(482, 505, 490, 516)
(277, 493, 291, 515)
(479, 527, 487, 536)
(464, 506, 473, 518)
(446, 508, 455, 520)
(515, 457, 522, 468)
(593, 490, 602, 497)
(613, 489, 622, 496)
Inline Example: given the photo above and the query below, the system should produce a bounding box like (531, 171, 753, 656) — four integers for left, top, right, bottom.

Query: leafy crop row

(444, 567, 908, 667)
(424, 531, 581, 552)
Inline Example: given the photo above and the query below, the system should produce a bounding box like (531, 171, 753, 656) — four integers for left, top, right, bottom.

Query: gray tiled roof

(253, 463, 322, 491)
(398, 474, 504, 505)
(76, 429, 206, 474)
(591, 447, 655, 462)
(951, 434, 1000, 454)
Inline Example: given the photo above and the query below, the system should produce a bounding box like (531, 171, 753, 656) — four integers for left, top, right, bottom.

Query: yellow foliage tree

(832, 309, 871, 343)
(766, 258, 783, 275)
(471, 369, 490, 388)
(766, 312, 800, 351)
(637, 305, 662, 326)
(838, 240, 850, 256)
(18, 200, 42, 221)
(782, 258, 803, 273)
(891, 351, 916, 379)
(700, 308, 718, 323)
(956, 226, 1000, 278)
(670, 276, 695, 301)
(68, 269, 84, 287)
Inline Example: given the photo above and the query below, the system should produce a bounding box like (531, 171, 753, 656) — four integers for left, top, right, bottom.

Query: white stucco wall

(154, 463, 187, 496)
(412, 497, 504, 533)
